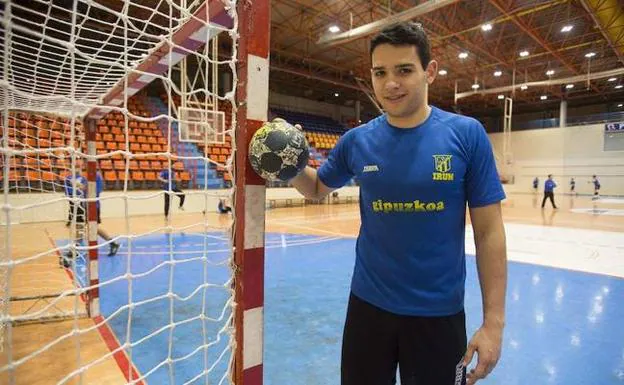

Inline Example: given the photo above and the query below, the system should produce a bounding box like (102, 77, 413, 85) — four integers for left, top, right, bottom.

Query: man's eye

(373, 70, 385, 77)
(399, 68, 412, 75)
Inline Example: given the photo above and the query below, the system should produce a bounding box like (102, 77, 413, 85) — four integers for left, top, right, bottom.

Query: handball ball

(248, 118, 309, 182)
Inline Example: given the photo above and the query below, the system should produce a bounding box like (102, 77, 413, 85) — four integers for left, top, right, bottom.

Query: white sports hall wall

(489, 123, 624, 196)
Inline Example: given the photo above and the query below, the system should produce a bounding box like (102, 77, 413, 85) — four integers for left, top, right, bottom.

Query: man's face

(371, 44, 437, 119)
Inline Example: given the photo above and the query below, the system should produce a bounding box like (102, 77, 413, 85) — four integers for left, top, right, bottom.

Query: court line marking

(41, 228, 147, 385)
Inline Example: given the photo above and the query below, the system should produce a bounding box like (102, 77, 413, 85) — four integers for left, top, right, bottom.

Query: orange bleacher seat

(131, 128, 142, 135)
(173, 161, 184, 171)
(218, 155, 227, 162)
(106, 142, 118, 151)
(139, 160, 151, 170)
(144, 171, 157, 181)
(140, 143, 151, 152)
(26, 170, 41, 180)
(148, 123, 157, 130)
(158, 137, 167, 145)
(130, 143, 141, 152)
(100, 160, 113, 170)
(148, 136, 157, 144)
(113, 160, 125, 170)
(129, 160, 139, 170)
(103, 133, 113, 142)
(5, 171, 21, 182)
(115, 134, 125, 142)
(42, 171, 55, 182)
(99, 126, 110, 134)
(179, 171, 191, 181)
(137, 136, 147, 143)
(151, 144, 163, 152)
(118, 170, 127, 181)
(132, 171, 144, 181)
(111, 127, 123, 135)
(24, 138, 37, 147)
(104, 171, 117, 182)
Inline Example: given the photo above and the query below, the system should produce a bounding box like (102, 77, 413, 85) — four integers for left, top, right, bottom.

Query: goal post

(0, 1, 269, 384)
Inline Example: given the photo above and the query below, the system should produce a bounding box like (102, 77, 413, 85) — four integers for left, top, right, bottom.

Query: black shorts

(73, 203, 101, 224)
(341, 293, 467, 385)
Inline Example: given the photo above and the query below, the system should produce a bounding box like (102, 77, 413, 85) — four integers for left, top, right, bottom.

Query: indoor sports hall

(1, 1, 623, 385)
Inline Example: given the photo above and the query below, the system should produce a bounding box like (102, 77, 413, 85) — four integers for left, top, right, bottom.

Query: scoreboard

(605, 122, 624, 132)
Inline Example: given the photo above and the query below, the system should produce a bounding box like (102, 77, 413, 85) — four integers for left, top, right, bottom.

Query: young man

(159, 168, 185, 218)
(61, 166, 120, 266)
(591, 175, 600, 200)
(569, 177, 576, 195)
(532, 176, 539, 193)
(217, 197, 232, 214)
(290, 22, 507, 385)
(541, 174, 557, 209)
(64, 168, 83, 226)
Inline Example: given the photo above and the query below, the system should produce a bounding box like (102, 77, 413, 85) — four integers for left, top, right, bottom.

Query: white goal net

(0, 1, 268, 384)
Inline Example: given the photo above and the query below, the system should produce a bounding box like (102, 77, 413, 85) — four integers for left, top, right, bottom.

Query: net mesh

(1, 0, 243, 384)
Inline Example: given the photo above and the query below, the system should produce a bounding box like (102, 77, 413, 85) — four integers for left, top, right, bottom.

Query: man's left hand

(463, 323, 503, 385)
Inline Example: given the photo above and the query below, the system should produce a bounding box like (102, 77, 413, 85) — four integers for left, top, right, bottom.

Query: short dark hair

(370, 22, 431, 68)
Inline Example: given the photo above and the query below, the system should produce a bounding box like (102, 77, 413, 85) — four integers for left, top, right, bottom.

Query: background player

(159, 167, 185, 219)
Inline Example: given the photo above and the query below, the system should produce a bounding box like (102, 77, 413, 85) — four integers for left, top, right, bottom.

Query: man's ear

(425, 59, 438, 85)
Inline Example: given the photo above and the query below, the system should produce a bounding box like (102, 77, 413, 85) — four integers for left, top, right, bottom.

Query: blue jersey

(64, 173, 87, 197)
(544, 179, 556, 192)
(318, 107, 505, 316)
(160, 169, 176, 190)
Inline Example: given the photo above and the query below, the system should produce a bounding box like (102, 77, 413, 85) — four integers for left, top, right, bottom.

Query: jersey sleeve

(317, 130, 354, 189)
(465, 121, 506, 208)
(96, 173, 104, 195)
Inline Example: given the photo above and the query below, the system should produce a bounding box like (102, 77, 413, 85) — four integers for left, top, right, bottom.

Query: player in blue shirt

(159, 168, 185, 218)
(591, 175, 601, 200)
(62, 165, 120, 266)
(541, 174, 557, 209)
(289, 22, 507, 385)
(64, 169, 86, 226)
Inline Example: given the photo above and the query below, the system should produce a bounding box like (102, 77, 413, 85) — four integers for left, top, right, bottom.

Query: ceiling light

(494, 71, 502, 77)
(585, 52, 596, 58)
(458, 52, 468, 59)
(471, 84, 480, 90)
(438, 69, 448, 75)
(566, 84, 574, 89)
(546, 70, 555, 76)
(561, 25, 573, 33)
(328, 25, 340, 33)
(520, 85, 528, 90)
(498, 95, 504, 100)
(481, 23, 493, 31)
(540, 95, 548, 100)
(334, 92, 340, 96)
(608, 77, 617, 82)
(618, 103, 623, 107)
(616, 85, 623, 89)
(519, 50, 529, 57)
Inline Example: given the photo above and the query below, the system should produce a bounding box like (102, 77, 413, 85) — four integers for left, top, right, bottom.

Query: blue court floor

(58, 232, 624, 384)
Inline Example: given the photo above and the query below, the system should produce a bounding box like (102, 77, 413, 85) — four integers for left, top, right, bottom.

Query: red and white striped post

(85, 118, 99, 317)
(233, 0, 270, 383)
